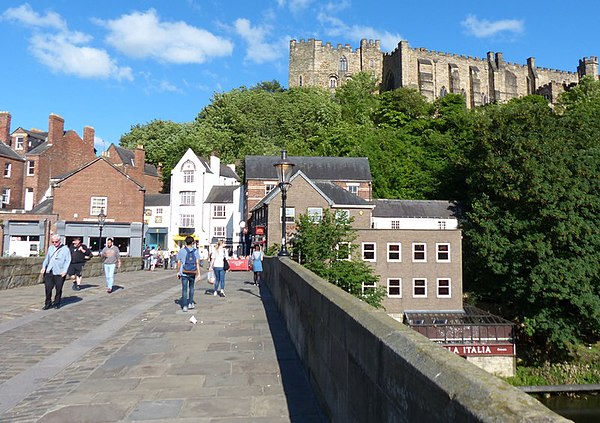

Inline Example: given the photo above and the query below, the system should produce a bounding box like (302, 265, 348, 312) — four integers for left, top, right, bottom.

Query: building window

(213, 226, 225, 238)
(438, 220, 447, 230)
(307, 207, 323, 222)
(264, 182, 276, 195)
(339, 56, 348, 72)
(155, 208, 163, 215)
(336, 242, 351, 260)
(180, 214, 194, 227)
(155, 216, 162, 224)
(15, 137, 24, 150)
(436, 243, 451, 262)
(362, 242, 376, 261)
(329, 77, 337, 88)
(437, 279, 451, 298)
(27, 160, 35, 176)
(3, 163, 10, 178)
(361, 280, 377, 295)
(335, 209, 350, 220)
(183, 170, 194, 183)
(387, 278, 402, 298)
(2, 188, 10, 205)
(413, 278, 427, 297)
(213, 204, 226, 218)
(90, 197, 107, 215)
(391, 220, 401, 229)
(180, 191, 195, 206)
(412, 243, 426, 262)
(346, 183, 359, 195)
(281, 207, 295, 223)
(387, 243, 401, 262)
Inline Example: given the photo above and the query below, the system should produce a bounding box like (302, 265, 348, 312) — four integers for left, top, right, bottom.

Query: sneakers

(188, 303, 195, 309)
(107, 288, 112, 293)
(213, 291, 218, 296)
(219, 290, 225, 297)
(74, 284, 80, 291)
(182, 306, 188, 312)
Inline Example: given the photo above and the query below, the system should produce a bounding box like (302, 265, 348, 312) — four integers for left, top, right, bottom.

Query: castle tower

(577, 57, 599, 80)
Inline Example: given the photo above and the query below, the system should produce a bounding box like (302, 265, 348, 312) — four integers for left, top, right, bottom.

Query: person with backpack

(175, 236, 201, 312)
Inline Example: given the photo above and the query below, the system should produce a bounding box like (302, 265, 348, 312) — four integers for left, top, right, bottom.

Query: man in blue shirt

(40, 234, 71, 310)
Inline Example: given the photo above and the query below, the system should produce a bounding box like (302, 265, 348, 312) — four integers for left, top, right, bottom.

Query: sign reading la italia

(443, 344, 514, 356)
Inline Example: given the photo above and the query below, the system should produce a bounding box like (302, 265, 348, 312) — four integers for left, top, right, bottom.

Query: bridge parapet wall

(264, 257, 568, 422)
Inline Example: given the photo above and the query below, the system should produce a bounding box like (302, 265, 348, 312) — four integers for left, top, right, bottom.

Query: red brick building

(105, 144, 162, 194)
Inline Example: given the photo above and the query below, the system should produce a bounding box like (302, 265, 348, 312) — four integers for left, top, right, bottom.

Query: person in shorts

(67, 237, 92, 290)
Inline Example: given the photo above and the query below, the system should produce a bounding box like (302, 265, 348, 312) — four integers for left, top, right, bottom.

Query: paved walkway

(0, 268, 326, 422)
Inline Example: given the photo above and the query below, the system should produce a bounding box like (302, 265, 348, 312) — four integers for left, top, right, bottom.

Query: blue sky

(2, 1, 599, 151)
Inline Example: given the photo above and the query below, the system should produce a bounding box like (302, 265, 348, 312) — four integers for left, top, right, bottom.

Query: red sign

(255, 226, 265, 235)
(443, 344, 515, 356)
(227, 258, 249, 271)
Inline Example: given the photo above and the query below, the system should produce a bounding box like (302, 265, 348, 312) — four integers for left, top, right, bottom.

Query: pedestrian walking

(100, 237, 121, 293)
(209, 240, 227, 297)
(176, 236, 201, 312)
(251, 244, 264, 286)
(67, 237, 92, 290)
(40, 234, 71, 310)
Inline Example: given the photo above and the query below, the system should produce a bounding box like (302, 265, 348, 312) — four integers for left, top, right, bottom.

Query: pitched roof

(205, 185, 239, 203)
(30, 197, 54, 214)
(145, 194, 170, 207)
(0, 143, 24, 161)
(372, 199, 461, 219)
(52, 157, 145, 190)
(244, 155, 371, 182)
(111, 144, 159, 176)
(251, 171, 373, 211)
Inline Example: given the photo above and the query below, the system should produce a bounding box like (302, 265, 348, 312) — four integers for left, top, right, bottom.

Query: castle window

(299, 76, 303, 86)
(329, 77, 337, 88)
(339, 56, 348, 73)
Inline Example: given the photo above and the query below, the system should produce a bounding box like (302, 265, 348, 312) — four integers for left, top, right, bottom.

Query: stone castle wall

(290, 38, 598, 106)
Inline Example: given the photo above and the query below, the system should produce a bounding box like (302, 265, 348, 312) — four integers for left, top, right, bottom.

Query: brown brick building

(105, 144, 162, 194)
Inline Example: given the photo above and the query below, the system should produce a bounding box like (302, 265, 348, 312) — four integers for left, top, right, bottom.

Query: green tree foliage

(294, 209, 385, 308)
(334, 72, 379, 125)
(462, 95, 600, 358)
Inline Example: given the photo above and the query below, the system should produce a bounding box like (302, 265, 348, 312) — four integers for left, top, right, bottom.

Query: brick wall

(52, 158, 144, 223)
(1, 158, 25, 209)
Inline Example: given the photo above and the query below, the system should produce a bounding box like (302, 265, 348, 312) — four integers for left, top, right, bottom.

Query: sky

(2, 0, 600, 152)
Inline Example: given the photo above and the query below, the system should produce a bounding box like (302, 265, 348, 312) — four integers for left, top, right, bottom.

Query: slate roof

(0, 143, 24, 161)
(372, 199, 461, 219)
(30, 197, 54, 214)
(51, 157, 145, 190)
(145, 194, 170, 207)
(244, 155, 371, 182)
(112, 144, 159, 176)
(313, 181, 371, 206)
(205, 185, 239, 203)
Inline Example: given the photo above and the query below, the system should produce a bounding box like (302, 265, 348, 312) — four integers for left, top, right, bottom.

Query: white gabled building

(169, 149, 243, 251)
(370, 199, 460, 230)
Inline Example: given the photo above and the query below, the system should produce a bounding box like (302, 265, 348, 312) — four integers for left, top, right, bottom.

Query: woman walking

(209, 240, 227, 297)
(251, 244, 264, 286)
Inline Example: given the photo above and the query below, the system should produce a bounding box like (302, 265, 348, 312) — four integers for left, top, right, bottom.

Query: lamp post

(97, 208, 106, 251)
(273, 150, 295, 256)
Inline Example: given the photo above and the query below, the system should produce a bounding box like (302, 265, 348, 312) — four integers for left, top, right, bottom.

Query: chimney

(83, 126, 95, 150)
(0, 111, 11, 145)
(134, 145, 145, 169)
(48, 113, 64, 146)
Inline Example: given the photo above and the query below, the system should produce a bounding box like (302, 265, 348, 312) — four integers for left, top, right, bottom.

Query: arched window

(329, 76, 338, 88)
(299, 76, 303, 87)
(440, 86, 448, 98)
(181, 160, 196, 183)
(339, 56, 348, 73)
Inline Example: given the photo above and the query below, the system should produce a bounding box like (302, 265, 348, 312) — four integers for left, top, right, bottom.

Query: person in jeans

(209, 240, 227, 297)
(100, 238, 121, 293)
(176, 236, 201, 312)
(40, 234, 71, 310)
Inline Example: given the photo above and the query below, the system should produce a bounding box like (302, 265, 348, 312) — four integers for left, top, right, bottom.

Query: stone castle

(289, 38, 599, 106)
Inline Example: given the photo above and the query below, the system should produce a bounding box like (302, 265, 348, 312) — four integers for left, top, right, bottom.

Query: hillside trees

(461, 95, 600, 357)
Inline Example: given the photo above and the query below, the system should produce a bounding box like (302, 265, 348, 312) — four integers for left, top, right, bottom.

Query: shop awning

(172, 234, 200, 241)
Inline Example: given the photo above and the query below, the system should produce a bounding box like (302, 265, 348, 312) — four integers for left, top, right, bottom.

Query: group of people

(40, 233, 264, 313)
(41, 235, 121, 310)
(174, 237, 264, 312)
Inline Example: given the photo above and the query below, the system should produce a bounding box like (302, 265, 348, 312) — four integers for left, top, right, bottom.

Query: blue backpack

(182, 247, 197, 275)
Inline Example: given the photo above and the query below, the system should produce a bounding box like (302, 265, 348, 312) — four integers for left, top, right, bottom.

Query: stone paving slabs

(0, 269, 326, 422)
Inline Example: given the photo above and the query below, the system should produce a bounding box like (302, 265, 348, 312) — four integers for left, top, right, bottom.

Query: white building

(144, 193, 170, 249)
(370, 199, 460, 230)
(169, 149, 243, 252)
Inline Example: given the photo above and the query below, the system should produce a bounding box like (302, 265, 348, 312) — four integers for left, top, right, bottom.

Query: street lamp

(273, 150, 295, 256)
(97, 208, 106, 251)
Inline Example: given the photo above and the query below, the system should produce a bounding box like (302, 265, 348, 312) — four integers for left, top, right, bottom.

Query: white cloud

(317, 13, 403, 51)
(234, 18, 285, 64)
(277, 0, 313, 13)
(98, 9, 233, 64)
(1, 4, 66, 30)
(461, 15, 524, 38)
(2, 4, 132, 81)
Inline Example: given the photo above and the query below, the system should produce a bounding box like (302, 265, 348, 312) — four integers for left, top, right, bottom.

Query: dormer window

(15, 137, 24, 150)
